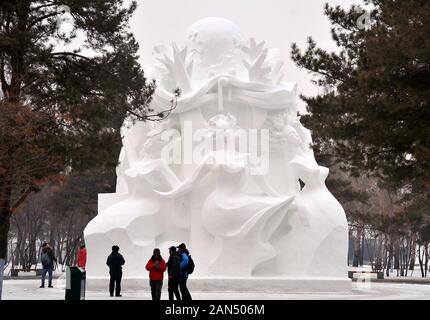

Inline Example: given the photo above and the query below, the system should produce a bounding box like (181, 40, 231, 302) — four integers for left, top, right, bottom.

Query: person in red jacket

(77, 244, 87, 269)
(145, 248, 167, 300)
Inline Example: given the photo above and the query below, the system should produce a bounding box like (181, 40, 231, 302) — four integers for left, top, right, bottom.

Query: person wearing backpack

(106, 245, 125, 297)
(166, 246, 181, 301)
(145, 248, 167, 301)
(177, 243, 192, 301)
(40, 242, 57, 288)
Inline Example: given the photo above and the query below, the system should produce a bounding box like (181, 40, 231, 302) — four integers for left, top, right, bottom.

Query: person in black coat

(106, 245, 125, 297)
(166, 246, 181, 301)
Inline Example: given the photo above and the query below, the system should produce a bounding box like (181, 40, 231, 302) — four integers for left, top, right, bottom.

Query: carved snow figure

(156, 114, 295, 276)
(84, 17, 349, 282)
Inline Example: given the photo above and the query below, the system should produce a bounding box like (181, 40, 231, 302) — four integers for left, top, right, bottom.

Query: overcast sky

(130, 0, 359, 112)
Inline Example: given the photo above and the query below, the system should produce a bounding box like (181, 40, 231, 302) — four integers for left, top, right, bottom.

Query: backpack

(41, 252, 51, 267)
(186, 254, 195, 275)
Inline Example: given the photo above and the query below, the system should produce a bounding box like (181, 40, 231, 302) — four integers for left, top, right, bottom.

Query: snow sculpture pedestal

(86, 276, 351, 293)
(84, 17, 351, 293)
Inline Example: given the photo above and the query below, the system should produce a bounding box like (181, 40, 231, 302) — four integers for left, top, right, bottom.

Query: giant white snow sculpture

(84, 17, 349, 284)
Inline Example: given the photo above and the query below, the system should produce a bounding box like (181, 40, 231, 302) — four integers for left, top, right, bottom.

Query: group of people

(38, 241, 192, 301)
(106, 243, 193, 300)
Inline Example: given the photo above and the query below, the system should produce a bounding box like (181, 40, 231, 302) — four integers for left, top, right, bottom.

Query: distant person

(166, 246, 181, 301)
(77, 244, 87, 269)
(146, 248, 167, 300)
(40, 242, 57, 288)
(106, 245, 125, 297)
(177, 243, 192, 300)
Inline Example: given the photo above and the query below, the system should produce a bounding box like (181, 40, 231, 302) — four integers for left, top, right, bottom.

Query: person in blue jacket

(177, 243, 192, 300)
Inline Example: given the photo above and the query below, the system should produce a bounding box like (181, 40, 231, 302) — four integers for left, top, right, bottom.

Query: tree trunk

(418, 245, 425, 278)
(394, 241, 400, 273)
(409, 252, 416, 270)
(409, 239, 416, 271)
(0, 210, 11, 262)
(49, 224, 56, 251)
(0, 258, 4, 300)
(360, 231, 365, 266)
(400, 245, 405, 277)
(405, 238, 413, 277)
(386, 241, 393, 277)
(376, 237, 384, 272)
(353, 229, 362, 267)
(0, 209, 11, 301)
(425, 246, 429, 278)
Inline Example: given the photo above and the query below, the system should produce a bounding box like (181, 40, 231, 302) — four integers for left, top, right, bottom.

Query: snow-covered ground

(349, 265, 428, 279)
(3, 279, 430, 300)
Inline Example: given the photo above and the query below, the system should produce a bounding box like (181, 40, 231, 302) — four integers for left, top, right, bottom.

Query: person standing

(40, 242, 57, 288)
(77, 244, 87, 269)
(106, 245, 125, 297)
(146, 248, 167, 301)
(166, 246, 181, 301)
(177, 243, 192, 300)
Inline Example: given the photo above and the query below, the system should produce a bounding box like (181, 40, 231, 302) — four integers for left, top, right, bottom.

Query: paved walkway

(2, 279, 430, 300)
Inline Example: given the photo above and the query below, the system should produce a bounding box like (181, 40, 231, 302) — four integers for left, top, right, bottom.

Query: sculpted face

(185, 17, 245, 77)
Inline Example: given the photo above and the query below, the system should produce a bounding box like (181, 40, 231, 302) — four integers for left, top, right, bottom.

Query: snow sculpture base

(86, 277, 352, 293)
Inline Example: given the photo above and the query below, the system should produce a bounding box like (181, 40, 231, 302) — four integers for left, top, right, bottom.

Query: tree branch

(11, 186, 34, 213)
(0, 56, 10, 98)
(50, 52, 92, 61)
(27, 12, 61, 29)
(29, 2, 57, 13)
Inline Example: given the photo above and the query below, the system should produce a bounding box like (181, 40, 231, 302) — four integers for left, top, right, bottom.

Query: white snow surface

(3, 279, 430, 300)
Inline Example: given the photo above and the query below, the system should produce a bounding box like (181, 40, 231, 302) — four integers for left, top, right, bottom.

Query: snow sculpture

(84, 17, 349, 280)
